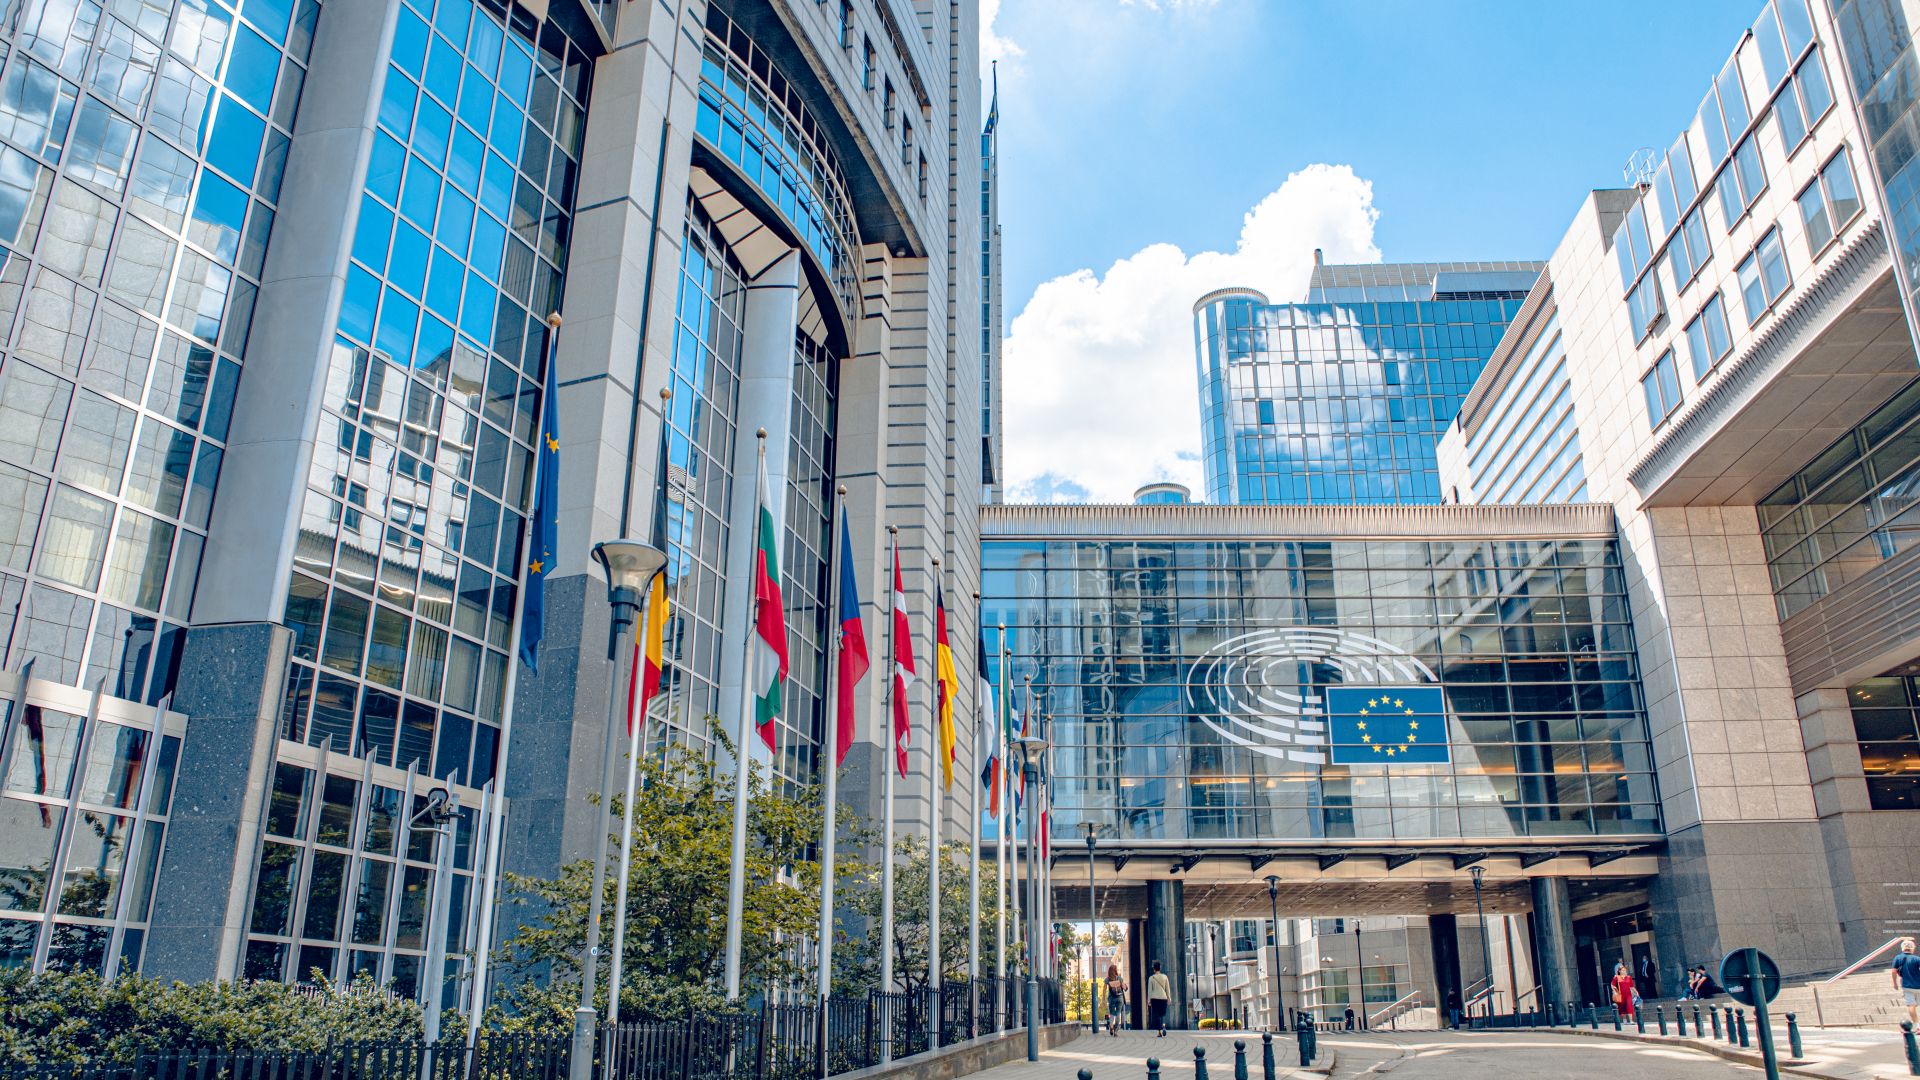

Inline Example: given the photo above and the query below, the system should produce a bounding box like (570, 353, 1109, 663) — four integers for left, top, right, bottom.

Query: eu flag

(518, 350, 560, 675)
(1326, 684, 1448, 765)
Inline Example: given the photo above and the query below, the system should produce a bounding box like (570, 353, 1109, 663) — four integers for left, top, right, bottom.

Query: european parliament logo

(1325, 685, 1449, 765)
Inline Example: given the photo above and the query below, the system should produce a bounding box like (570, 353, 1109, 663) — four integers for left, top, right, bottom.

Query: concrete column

(143, 623, 293, 981)
(1428, 913, 1462, 1020)
(1145, 879, 1186, 1029)
(714, 249, 799, 771)
(192, 0, 398, 623)
(1530, 877, 1579, 1013)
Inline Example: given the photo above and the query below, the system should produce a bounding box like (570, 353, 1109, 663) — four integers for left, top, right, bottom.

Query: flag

(23, 705, 49, 824)
(934, 578, 958, 790)
(890, 544, 915, 777)
(1326, 684, 1449, 765)
(518, 340, 560, 674)
(977, 634, 1000, 817)
(1011, 691, 1026, 816)
(627, 573, 668, 734)
(750, 451, 788, 750)
(833, 511, 869, 767)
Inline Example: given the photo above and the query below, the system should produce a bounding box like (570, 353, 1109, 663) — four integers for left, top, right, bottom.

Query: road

(1320, 1028, 1758, 1077)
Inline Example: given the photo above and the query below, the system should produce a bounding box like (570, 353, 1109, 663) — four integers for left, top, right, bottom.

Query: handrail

(1827, 936, 1910, 982)
(1368, 990, 1422, 1028)
(1462, 976, 1497, 1007)
(1512, 984, 1542, 1009)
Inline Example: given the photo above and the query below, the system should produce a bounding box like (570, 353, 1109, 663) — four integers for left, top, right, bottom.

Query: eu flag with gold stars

(1326, 685, 1448, 765)
(518, 348, 560, 675)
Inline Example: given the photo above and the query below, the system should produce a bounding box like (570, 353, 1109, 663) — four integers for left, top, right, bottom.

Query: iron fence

(3, 979, 1065, 1080)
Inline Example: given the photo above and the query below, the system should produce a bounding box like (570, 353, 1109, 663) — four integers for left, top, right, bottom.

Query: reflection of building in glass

(1192, 258, 1540, 507)
(982, 503, 1657, 844)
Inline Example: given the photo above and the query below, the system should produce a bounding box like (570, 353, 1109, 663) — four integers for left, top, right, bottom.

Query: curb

(1526, 1025, 1852, 1078)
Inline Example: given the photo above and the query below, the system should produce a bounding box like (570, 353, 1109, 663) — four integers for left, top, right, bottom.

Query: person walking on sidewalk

(1892, 937, 1920, 1026)
(1105, 964, 1127, 1035)
(1610, 961, 1637, 1021)
(1148, 961, 1172, 1037)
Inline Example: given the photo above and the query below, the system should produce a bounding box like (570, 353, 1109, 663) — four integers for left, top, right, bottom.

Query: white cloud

(1001, 164, 1383, 504)
(980, 0, 1021, 75)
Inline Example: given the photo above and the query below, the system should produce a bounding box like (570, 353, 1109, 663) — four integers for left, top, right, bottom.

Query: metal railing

(1367, 991, 1422, 1030)
(1826, 936, 1909, 982)
(5, 979, 1068, 1080)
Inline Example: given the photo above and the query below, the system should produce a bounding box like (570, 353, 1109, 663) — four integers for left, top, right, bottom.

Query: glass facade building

(1192, 261, 1540, 508)
(1830, 0, 1920, 338)
(980, 513, 1661, 845)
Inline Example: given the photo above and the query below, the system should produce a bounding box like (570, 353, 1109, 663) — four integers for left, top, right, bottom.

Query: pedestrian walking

(1446, 989, 1461, 1030)
(1611, 961, 1637, 1021)
(1106, 963, 1127, 1035)
(1891, 937, 1920, 1026)
(1343, 1006, 1355, 1031)
(1148, 961, 1172, 1037)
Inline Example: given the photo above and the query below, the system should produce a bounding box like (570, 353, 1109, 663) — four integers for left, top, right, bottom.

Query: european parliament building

(0, 0, 992, 1007)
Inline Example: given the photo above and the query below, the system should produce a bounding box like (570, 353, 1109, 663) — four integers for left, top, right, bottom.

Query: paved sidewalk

(1531, 1021, 1920, 1078)
(958, 1029, 1328, 1080)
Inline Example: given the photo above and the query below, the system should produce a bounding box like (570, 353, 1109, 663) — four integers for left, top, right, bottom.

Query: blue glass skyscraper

(1193, 258, 1542, 505)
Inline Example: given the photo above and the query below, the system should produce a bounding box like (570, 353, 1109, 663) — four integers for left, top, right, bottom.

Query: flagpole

(927, 553, 943, 1049)
(469, 310, 563, 1044)
(608, 632, 643, 1023)
(815, 489, 849, 1075)
(967, 591, 982, 1028)
(722, 429, 769, 1000)
(879, 527, 900, 1027)
(994, 623, 1008, 1021)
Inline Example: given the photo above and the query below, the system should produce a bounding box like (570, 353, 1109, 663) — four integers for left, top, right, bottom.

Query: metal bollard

(1081, 1071, 1094, 1080)
(1786, 1013, 1803, 1059)
(1614, 1006, 1623, 1032)
(1710, 1006, 1721, 1040)
(1148, 1058, 1161, 1080)
(1545, 1001, 1556, 1026)
(1724, 1007, 1735, 1044)
(1634, 1009, 1644, 1034)
(1233, 1040, 1247, 1080)
(1736, 1008, 1749, 1048)
(1656, 1006, 1667, 1036)
(1676, 1006, 1688, 1037)
(1261, 1031, 1275, 1080)
(1194, 1045, 1208, 1080)
(1588, 1003, 1598, 1030)
(1693, 1004, 1703, 1035)
(1903, 1022, 1920, 1076)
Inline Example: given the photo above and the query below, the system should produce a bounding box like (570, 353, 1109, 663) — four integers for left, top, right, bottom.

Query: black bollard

(1724, 1007, 1735, 1044)
(1902, 1021, 1920, 1075)
(1081, 1071, 1094, 1080)
(1786, 1013, 1803, 1059)
(1194, 1045, 1209, 1080)
(1545, 1001, 1556, 1027)
(1710, 1006, 1721, 1040)
(1635, 1009, 1644, 1034)
(1261, 1032, 1275, 1080)
(1736, 1008, 1749, 1049)
(1676, 1006, 1688, 1037)
(1693, 1004, 1703, 1035)
(1657, 1006, 1667, 1036)
(1148, 1058, 1161, 1080)
(1233, 1040, 1247, 1080)
(1588, 1003, 1599, 1030)
(1614, 1006, 1623, 1032)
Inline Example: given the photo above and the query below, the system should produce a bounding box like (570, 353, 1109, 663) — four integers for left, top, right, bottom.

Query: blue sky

(987, 0, 1767, 502)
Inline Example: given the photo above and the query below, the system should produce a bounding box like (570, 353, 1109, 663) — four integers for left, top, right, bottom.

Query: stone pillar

(143, 623, 293, 981)
(1530, 877, 1579, 1012)
(1428, 913, 1462, 1021)
(1145, 880, 1186, 1029)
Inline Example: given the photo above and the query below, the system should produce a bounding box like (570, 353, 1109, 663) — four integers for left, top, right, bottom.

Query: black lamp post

(1469, 865, 1493, 1022)
(1265, 875, 1286, 1031)
(1083, 822, 1099, 1034)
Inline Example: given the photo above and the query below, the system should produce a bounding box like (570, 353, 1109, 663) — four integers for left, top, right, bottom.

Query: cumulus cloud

(1001, 164, 1383, 504)
(980, 0, 1021, 74)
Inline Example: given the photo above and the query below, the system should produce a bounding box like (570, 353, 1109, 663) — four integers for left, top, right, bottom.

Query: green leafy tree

(489, 733, 868, 1032)
(835, 835, 1014, 996)
(0, 969, 419, 1064)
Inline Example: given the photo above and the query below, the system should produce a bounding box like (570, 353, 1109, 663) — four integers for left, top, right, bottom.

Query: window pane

(1800, 182, 1833, 254)
(37, 483, 114, 589)
(0, 795, 64, 912)
(66, 99, 136, 194)
(1824, 152, 1862, 226)
(5, 705, 84, 797)
(102, 508, 173, 609)
(0, 360, 71, 470)
(0, 461, 48, 571)
(1759, 230, 1791, 301)
(123, 418, 193, 516)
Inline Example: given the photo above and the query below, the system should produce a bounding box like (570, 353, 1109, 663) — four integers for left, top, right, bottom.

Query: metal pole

(610, 589, 657, 1024)
(881, 528, 900, 994)
(816, 491, 849, 1078)
(722, 431, 772, 1001)
(928, 553, 944, 1050)
(1023, 745, 1041, 1060)
(1085, 823, 1098, 1034)
(1469, 866, 1492, 1024)
(969, 591, 984, 1027)
(994, 624, 1009, 1026)
(1354, 920, 1364, 1029)
(1265, 877, 1285, 1031)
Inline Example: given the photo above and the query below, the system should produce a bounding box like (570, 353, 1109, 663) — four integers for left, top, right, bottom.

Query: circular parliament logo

(1184, 626, 1439, 765)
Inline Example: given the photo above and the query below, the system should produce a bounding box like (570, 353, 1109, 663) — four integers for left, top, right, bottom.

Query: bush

(0, 968, 422, 1064)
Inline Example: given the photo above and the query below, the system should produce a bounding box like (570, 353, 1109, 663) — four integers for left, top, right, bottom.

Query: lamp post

(1083, 822, 1099, 1034)
(414, 785, 460, 1078)
(1469, 865, 1493, 1023)
(1353, 919, 1365, 1030)
(569, 540, 666, 1080)
(1014, 733, 1049, 1061)
(1265, 875, 1286, 1031)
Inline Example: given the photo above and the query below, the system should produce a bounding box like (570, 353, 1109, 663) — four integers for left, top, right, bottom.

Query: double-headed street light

(1013, 733, 1049, 1062)
(570, 540, 667, 1080)
(1083, 822, 1100, 1034)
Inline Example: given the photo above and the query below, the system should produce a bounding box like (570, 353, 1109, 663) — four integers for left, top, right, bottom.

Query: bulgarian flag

(750, 449, 788, 750)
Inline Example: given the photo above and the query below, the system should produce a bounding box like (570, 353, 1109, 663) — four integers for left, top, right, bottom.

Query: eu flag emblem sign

(1326, 685, 1449, 765)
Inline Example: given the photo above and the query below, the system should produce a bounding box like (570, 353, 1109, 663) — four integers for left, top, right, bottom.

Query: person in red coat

(1611, 961, 1638, 1019)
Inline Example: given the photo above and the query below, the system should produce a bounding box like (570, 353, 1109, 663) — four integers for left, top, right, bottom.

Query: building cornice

(981, 501, 1617, 540)
(1626, 219, 1891, 495)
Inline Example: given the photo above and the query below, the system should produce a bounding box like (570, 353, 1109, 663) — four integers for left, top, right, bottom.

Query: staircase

(1773, 969, 1911, 1028)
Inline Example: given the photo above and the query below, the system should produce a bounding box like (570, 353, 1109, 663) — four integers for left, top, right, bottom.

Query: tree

(835, 835, 1016, 995)
(489, 732, 868, 1031)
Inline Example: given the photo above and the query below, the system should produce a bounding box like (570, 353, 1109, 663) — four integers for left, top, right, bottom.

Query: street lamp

(413, 785, 460, 1075)
(1014, 733, 1049, 1062)
(1264, 875, 1286, 1031)
(1468, 865, 1493, 1025)
(1353, 918, 1365, 1030)
(570, 540, 666, 1080)
(1083, 821, 1099, 1035)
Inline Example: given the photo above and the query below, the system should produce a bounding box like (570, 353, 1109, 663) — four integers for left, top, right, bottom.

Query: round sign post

(1719, 948, 1783, 1080)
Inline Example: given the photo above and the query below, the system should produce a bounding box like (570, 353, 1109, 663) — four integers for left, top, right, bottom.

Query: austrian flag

(751, 450, 788, 750)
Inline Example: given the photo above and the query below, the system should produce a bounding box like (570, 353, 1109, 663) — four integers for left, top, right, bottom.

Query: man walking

(1892, 938, 1920, 1026)
(1148, 961, 1172, 1037)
